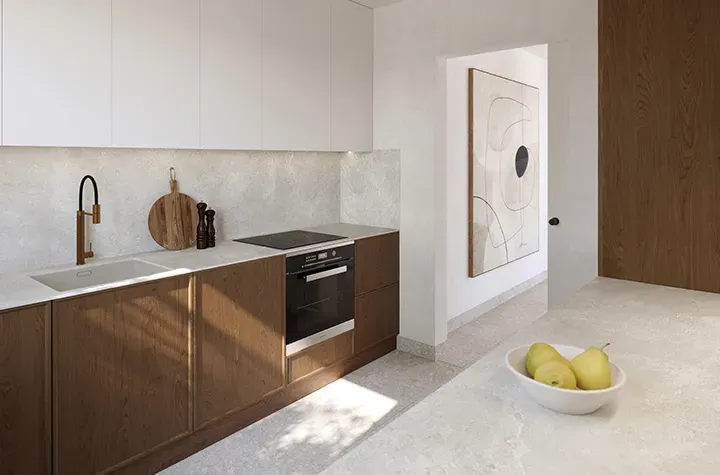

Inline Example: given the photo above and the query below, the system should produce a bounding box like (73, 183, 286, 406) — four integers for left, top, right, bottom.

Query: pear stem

(600, 343, 611, 352)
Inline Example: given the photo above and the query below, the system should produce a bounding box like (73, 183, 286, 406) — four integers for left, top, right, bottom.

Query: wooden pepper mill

(205, 209, 216, 248)
(196, 202, 208, 249)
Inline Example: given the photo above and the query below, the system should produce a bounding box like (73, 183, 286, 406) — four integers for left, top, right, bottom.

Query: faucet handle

(87, 242, 95, 259)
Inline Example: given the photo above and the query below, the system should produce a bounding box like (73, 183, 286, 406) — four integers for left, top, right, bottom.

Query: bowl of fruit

(505, 343, 626, 415)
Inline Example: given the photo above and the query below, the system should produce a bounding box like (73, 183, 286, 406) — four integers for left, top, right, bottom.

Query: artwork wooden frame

(468, 68, 540, 278)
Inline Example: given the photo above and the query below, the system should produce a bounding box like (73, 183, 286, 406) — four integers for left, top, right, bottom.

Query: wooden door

(355, 232, 400, 296)
(195, 257, 285, 427)
(354, 284, 400, 354)
(600, 0, 720, 291)
(0, 304, 50, 475)
(53, 277, 191, 475)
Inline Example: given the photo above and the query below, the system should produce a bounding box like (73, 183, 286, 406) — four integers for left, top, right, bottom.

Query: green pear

(526, 343, 570, 377)
(534, 360, 577, 389)
(569, 344, 612, 390)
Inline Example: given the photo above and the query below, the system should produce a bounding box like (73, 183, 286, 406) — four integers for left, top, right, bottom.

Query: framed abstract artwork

(468, 68, 540, 277)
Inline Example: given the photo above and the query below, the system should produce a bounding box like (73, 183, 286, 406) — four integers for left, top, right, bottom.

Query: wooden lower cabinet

(355, 232, 399, 296)
(288, 331, 354, 383)
(195, 257, 285, 427)
(354, 283, 400, 354)
(52, 277, 192, 475)
(0, 303, 51, 475)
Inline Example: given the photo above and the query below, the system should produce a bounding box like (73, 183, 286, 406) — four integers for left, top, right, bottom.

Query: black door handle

(549, 217, 560, 226)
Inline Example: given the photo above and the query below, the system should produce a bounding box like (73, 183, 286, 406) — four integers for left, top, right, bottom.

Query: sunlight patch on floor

(275, 379, 398, 456)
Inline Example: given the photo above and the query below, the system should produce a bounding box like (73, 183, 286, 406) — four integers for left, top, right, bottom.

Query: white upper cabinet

(112, 0, 200, 149)
(331, 0, 373, 152)
(3, 0, 112, 147)
(200, 0, 262, 150)
(262, 0, 331, 151)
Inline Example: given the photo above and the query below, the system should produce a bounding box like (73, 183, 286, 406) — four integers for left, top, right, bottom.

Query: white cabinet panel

(112, 0, 200, 148)
(200, 0, 262, 150)
(331, 0, 373, 152)
(3, 0, 111, 147)
(262, 0, 331, 151)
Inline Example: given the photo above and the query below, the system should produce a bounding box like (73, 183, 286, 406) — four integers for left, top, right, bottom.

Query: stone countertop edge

(0, 223, 398, 312)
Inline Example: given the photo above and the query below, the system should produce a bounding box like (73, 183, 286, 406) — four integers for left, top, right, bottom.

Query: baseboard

(397, 336, 437, 361)
(447, 271, 548, 333)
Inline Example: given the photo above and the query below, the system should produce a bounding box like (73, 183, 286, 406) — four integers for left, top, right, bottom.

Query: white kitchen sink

(31, 259, 172, 292)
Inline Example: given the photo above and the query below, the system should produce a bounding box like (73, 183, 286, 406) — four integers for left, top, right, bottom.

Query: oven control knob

(332, 250, 337, 257)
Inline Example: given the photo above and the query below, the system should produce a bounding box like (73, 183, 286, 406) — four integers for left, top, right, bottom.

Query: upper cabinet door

(3, 0, 112, 147)
(200, 0, 262, 150)
(331, 0, 373, 152)
(262, 0, 331, 151)
(112, 0, 200, 149)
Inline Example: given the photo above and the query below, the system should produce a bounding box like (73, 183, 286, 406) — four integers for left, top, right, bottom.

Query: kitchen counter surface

(321, 278, 720, 475)
(0, 223, 397, 311)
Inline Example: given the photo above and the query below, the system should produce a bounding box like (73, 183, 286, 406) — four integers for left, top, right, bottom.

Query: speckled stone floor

(161, 280, 547, 475)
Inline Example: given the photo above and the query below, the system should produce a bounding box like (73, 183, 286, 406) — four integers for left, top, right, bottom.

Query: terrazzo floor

(161, 280, 548, 475)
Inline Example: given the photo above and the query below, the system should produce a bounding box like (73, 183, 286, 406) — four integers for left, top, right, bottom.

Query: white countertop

(322, 278, 720, 475)
(0, 223, 397, 312)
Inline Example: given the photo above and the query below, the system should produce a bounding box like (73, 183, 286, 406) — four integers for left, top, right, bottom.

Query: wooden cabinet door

(196, 257, 285, 427)
(355, 233, 400, 296)
(262, 0, 331, 151)
(354, 284, 399, 354)
(53, 278, 191, 475)
(111, 0, 200, 148)
(330, 0, 373, 152)
(200, 0, 263, 150)
(0, 304, 50, 475)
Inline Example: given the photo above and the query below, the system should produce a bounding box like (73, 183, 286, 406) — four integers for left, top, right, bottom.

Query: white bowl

(505, 344, 627, 415)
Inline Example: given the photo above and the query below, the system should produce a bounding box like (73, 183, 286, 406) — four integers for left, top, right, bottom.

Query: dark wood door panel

(53, 277, 191, 475)
(0, 304, 50, 475)
(288, 331, 353, 383)
(355, 232, 399, 296)
(599, 0, 720, 292)
(354, 284, 399, 354)
(195, 257, 285, 427)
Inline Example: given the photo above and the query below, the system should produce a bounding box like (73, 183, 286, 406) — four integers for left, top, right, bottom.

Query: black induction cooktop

(233, 230, 347, 250)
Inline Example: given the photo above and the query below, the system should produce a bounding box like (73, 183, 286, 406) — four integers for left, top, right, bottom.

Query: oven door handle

(304, 266, 348, 282)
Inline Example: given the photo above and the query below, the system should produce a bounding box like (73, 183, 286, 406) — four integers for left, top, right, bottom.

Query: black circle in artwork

(515, 146, 529, 178)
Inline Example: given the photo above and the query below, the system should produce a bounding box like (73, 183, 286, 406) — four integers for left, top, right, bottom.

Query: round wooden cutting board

(148, 168, 198, 250)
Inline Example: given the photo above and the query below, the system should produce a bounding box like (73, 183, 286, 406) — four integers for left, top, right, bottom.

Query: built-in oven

(286, 241, 355, 357)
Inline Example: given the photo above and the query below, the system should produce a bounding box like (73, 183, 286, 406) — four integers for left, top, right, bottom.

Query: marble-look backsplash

(341, 149, 400, 229)
(0, 147, 341, 276)
(0, 148, 400, 277)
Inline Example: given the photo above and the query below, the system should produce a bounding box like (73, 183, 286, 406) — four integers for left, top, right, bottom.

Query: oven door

(286, 256, 355, 356)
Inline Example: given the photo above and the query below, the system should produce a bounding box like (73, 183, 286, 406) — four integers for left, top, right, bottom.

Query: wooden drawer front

(355, 232, 399, 296)
(354, 283, 399, 354)
(288, 331, 353, 383)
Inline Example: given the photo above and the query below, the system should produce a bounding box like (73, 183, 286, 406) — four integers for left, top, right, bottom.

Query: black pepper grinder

(196, 202, 208, 249)
(205, 209, 216, 248)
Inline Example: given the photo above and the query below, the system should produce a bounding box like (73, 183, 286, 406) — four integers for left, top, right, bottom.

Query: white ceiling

(351, 0, 405, 9)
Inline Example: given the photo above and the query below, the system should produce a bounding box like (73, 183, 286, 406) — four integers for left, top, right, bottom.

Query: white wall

(374, 0, 597, 348)
(445, 48, 548, 321)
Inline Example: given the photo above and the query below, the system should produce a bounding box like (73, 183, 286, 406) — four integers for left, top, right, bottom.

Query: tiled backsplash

(0, 147, 400, 276)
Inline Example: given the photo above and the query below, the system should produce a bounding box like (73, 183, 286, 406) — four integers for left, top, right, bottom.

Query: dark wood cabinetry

(355, 284, 400, 354)
(355, 232, 399, 296)
(195, 257, 285, 427)
(353, 232, 400, 354)
(288, 331, 354, 383)
(52, 277, 191, 475)
(0, 303, 51, 475)
(2, 232, 399, 474)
